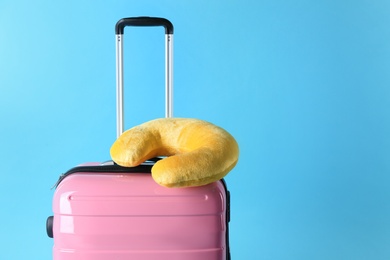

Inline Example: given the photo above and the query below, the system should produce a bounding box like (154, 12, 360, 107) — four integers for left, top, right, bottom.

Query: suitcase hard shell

(49, 162, 230, 259)
(47, 17, 231, 260)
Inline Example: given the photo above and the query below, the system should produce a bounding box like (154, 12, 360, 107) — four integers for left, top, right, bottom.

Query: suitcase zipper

(52, 160, 156, 189)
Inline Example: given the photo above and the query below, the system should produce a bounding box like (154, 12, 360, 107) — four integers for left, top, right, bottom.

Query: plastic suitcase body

(47, 17, 231, 260)
(50, 163, 230, 260)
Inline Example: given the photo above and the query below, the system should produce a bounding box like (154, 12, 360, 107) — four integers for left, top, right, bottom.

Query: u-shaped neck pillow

(110, 118, 239, 188)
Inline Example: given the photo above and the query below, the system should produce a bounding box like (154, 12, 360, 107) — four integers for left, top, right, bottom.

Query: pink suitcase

(47, 17, 231, 260)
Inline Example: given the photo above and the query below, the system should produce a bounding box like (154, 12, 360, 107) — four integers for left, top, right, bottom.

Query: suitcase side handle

(115, 17, 174, 138)
(115, 17, 174, 34)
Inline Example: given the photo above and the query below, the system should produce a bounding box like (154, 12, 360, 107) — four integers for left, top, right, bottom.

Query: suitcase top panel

(53, 165, 227, 216)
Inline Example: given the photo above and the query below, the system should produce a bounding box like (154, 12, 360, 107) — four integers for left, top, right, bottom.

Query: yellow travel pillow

(110, 118, 239, 188)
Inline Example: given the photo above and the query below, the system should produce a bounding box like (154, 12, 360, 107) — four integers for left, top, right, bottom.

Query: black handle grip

(115, 17, 174, 34)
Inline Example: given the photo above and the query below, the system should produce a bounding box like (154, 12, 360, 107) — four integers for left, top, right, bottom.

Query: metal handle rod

(165, 34, 173, 118)
(115, 18, 174, 138)
(116, 34, 125, 138)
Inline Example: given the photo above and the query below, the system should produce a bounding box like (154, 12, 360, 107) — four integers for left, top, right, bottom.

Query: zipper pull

(51, 173, 66, 190)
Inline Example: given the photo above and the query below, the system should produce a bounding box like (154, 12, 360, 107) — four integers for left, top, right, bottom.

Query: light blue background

(1, 0, 389, 259)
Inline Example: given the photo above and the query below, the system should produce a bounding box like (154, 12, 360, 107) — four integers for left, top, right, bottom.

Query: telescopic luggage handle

(115, 17, 174, 34)
(115, 17, 174, 138)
